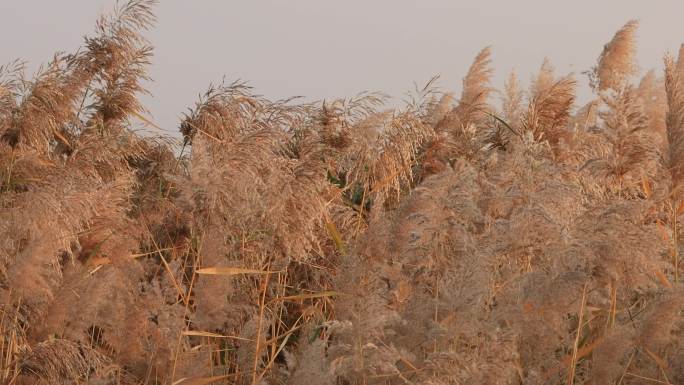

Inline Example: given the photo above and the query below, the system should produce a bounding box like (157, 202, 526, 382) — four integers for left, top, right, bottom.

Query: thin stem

(568, 283, 588, 385)
(253, 266, 271, 385)
(672, 202, 679, 286)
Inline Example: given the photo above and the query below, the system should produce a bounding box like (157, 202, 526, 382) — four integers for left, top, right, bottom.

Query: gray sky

(2, 1, 684, 135)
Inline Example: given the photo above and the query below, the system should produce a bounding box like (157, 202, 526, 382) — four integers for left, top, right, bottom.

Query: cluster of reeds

(1, 2, 684, 384)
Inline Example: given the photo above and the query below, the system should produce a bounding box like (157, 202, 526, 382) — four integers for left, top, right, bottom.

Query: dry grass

(1, 4, 683, 385)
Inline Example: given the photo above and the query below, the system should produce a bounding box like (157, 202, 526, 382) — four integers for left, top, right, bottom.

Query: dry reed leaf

(656, 220, 670, 242)
(182, 330, 252, 341)
(130, 109, 163, 130)
(560, 338, 603, 368)
(195, 267, 278, 276)
(173, 375, 232, 385)
(52, 129, 71, 147)
(654, 269, 673, 288)
(270, 291, 338, 303)
(642, 176, 652, 198)
(87, 256, 112, 267)
(644, 347, 669, 371)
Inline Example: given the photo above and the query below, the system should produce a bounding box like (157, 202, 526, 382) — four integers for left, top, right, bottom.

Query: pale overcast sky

(1, 1, 684, 135)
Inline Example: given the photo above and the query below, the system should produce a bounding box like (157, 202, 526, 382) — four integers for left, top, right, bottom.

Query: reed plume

(521, 61, 576, 146)
(592, 20, 639, 92)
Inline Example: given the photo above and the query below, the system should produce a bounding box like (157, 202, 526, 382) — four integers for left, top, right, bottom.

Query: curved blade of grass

(481, 109, 521, 138)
